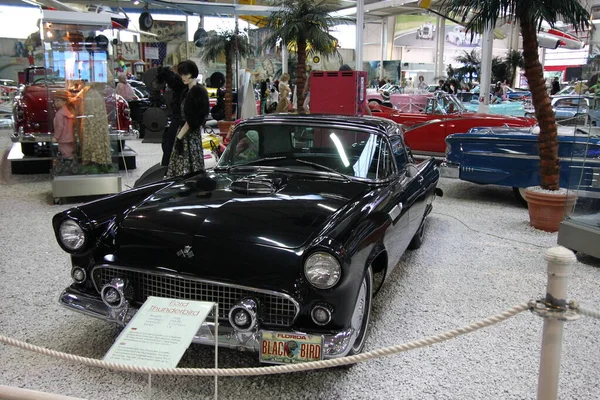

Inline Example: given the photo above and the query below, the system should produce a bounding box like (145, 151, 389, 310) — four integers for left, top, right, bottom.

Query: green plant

(505, 49, 524, 86)
(454, 49, 480, 83)
(440, 0, 590, 190)
(262, 0, 351, 110)
(200, 29, 252, 121)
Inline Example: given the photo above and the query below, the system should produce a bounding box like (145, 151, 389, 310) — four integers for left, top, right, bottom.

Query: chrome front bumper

(59, 287, 354, 359)
(440, 161, 460, 179)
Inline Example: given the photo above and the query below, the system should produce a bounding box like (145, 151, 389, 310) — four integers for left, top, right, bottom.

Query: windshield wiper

(226, 156, 287, 171)
(293, 159, 352, 183)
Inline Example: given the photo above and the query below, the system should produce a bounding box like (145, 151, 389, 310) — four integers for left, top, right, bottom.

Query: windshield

(217, 123, 393, 180)
(427, 94, 465, 114)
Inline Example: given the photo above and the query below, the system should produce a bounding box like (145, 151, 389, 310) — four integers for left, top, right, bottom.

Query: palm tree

(454, 49, 480, 83)
(439, 0, 590, 191)
(262, 0, 351, 110)
(491, 56, 511, 84)
(200, 29, 252, 121)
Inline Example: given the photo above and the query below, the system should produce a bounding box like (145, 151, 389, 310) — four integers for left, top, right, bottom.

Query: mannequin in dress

(80, 83, 112, 167)
(165, 60, 210, 178)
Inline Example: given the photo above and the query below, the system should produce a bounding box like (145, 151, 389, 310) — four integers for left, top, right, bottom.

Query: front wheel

(348, 267, 373, 355)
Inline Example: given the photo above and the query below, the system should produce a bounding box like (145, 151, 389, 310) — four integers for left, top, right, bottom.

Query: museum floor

(0, 128, 599, 400)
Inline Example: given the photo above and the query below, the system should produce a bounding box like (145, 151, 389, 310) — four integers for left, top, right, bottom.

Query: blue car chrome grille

(91, 266, 298, 327)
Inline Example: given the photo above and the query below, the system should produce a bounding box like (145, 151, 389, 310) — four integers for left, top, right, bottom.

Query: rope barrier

(571, 304, 600, 320)
(0, 302, 530, 376)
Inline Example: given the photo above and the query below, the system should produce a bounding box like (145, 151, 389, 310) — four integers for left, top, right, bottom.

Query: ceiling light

(133, 0, 140, 4)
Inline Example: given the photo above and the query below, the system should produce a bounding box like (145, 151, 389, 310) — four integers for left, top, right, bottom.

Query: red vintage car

(369, 93, 537, 158)
(12, 67, 135, 156)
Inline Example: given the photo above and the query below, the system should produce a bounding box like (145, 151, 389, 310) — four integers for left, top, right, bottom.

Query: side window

(390, 136, 411, 169)
(373, 139, 394, 179)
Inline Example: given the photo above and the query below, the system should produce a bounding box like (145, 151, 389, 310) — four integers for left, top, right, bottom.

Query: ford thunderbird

(54, 114, 442, 364)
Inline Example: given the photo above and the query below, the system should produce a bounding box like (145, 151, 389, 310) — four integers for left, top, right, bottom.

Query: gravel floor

(0, 128, 599, 400)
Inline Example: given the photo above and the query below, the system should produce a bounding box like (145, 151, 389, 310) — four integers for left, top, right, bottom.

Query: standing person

(259, 79, 268, 114)
(52, 90, 76, 160)
(551, 77, 561, 95)
(165, 60, 210, 178)
(417, 75, 428, 91)
(116, 74, 138, 101)
(303, 75, 311, 112)
(275, 73, 291, 113)
(155, 66, 185, 166)
(405, 77, 414, 92)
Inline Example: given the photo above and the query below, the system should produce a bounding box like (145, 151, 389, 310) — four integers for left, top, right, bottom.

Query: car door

(396, 137, 429, 236)
(383, 136, 421, 264)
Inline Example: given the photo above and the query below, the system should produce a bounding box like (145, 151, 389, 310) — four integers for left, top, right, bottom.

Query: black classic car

(53, 114, 442, 364)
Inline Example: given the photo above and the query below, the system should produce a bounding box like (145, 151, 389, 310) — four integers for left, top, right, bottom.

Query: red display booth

(310, 70, 367, 116)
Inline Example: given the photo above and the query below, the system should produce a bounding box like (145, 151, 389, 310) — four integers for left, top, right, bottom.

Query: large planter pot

(524, 188, 577, 233)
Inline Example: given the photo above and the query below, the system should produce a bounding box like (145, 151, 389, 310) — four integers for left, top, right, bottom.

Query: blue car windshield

(217, 124, 393, 180)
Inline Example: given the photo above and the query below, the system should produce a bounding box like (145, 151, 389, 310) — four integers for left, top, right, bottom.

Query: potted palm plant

(262, 0, 351, 111)
(439, 0, 590, 232)
(200, 29, 252, 131)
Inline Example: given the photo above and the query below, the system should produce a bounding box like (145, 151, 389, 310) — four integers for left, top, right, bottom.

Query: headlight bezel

(58, 219, 87, 252)
(304, 251, 342, 290)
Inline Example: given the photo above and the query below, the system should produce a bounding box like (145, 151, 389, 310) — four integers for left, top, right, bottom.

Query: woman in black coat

(165, 60, 210, 178)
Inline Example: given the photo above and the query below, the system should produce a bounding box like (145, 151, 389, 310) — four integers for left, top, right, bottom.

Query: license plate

(259, 331, 323, 364)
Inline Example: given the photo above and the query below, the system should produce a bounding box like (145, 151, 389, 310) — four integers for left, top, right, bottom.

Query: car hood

(118, 170, 371, 249)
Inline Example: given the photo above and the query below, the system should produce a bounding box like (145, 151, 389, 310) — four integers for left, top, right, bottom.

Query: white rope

(573, 305, 600, 320)
(0, 302, 529, 376)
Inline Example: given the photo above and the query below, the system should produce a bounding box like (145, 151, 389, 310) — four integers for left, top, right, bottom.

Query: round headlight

(304, 252, 341, 289)
(59, 219, 86, 251)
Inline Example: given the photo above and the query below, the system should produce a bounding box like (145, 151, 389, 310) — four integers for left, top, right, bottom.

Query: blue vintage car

(441, 126, 600, 204)
(551, 95, 598, 126)
(463, 100, 527, 117)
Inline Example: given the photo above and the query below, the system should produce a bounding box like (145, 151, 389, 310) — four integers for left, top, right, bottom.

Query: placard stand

(103, 297, 218, 399)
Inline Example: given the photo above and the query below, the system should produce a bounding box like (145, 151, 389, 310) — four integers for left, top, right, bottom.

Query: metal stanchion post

(536, 246, 576, 400)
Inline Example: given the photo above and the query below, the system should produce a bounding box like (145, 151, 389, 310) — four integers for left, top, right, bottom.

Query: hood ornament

(177, 245, 195, 258)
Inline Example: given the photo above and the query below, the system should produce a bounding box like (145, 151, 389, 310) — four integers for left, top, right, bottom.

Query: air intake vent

(230, 177, 276, 195)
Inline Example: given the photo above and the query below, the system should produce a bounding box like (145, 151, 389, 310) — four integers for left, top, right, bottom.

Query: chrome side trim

(90, 264, 301, 322)
(462, 151, 600, 164)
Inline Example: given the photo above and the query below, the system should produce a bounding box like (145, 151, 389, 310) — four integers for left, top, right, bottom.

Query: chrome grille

(92, 266, 298, 327)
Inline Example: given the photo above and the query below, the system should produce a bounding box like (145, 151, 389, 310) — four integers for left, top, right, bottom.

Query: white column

(281, 41, 288, 74)
(185, 15, 189, 60)
(478, 24, 494, 113)
(379, 17, 385, 81)
(356, 0, 364, 70)
(435, 16, 445, 79)
(536, 247, 576, 400)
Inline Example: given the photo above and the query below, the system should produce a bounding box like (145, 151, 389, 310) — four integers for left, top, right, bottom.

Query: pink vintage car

(366, 88, 432, 113)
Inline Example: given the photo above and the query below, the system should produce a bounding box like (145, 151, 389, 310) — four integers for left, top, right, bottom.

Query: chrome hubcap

(350, 273, 369, 351)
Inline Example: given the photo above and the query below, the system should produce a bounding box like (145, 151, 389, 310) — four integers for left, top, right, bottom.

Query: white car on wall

(446, 26, 481, 46)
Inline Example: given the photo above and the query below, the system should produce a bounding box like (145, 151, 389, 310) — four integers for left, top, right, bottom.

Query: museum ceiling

(2, 0, 439, 19)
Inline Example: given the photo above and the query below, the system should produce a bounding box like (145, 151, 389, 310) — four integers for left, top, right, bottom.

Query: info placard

(103, 296, 214, 368)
